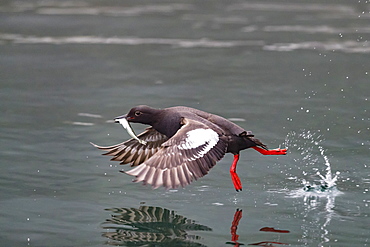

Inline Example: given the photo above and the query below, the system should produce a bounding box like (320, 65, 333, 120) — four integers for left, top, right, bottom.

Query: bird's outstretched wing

(91, 127, 168, 166)
(123, 118, 228, 189)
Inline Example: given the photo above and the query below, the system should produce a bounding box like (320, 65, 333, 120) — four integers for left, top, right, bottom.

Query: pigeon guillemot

(92, 105, 287, 191)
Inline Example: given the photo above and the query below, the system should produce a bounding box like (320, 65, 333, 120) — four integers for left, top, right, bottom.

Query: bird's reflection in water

(102, 206, 212, 246)
(226, 208, 244, 246)
(227, 209, 290, 247)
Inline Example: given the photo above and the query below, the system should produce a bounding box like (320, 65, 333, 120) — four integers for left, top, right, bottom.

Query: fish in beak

(114, 115, 147, 145)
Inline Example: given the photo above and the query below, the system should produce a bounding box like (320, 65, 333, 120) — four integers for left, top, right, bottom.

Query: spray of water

(283, 130, 343, 246)
(284, 130, 342, 196)
(317, 146, 339, 188)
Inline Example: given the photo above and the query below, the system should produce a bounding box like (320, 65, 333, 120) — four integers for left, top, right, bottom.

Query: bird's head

(115, 105, 158, 125)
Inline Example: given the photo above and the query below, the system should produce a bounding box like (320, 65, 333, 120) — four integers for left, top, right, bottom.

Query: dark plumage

(92, 105, 287, 191)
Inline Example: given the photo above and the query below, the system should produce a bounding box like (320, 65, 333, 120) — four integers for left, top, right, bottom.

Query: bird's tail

(249, 137, 268, 150)
(241, 131, 268, 150)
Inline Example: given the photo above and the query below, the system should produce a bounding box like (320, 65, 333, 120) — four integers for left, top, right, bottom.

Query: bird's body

(92, 105, 286, 191)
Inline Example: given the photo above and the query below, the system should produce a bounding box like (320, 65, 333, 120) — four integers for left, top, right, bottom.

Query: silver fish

(116, 117, 147, 145)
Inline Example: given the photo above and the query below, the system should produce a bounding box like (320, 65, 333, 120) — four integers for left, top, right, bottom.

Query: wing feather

(91, 127, 168, 167)
(123, 118, 228, 189)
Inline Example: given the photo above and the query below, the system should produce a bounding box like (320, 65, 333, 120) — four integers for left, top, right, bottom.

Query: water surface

(0, 1, 369, 246)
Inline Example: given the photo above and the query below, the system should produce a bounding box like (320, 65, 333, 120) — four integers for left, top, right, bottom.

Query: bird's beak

(114, 114, 127, 123)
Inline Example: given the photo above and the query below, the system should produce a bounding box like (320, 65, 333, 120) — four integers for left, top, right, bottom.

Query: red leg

(252, 146, 287, 155)
(230, 154, 242, 192)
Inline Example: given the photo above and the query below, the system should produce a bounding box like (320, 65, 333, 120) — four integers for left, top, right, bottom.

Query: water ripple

(0, 33, 264, 48)
(228, 3, 355, 14)
(2, 32, 368, 54)
(264, 41, 370, 54)
(1, 2, 193, 16)
(263, 25, 370, 34)
(36, 4, 193, 16)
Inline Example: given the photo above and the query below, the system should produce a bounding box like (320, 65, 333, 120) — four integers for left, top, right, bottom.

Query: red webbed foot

(230, 172, 243, 192)
(252, 146, 287, 155)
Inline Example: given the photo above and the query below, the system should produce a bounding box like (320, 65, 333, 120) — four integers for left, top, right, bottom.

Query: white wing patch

(178, 128, 219, 160)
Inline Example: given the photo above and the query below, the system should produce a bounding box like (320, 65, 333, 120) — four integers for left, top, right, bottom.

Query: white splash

(317, 146, 339, 189)
(283, 130, 344, 246)
(284, 130, 342, 198)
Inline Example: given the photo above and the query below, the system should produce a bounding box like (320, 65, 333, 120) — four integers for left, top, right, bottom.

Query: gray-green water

(1, 1, 369, 246)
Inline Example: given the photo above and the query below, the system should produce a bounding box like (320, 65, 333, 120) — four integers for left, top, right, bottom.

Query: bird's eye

(134, 111, 142, 116)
